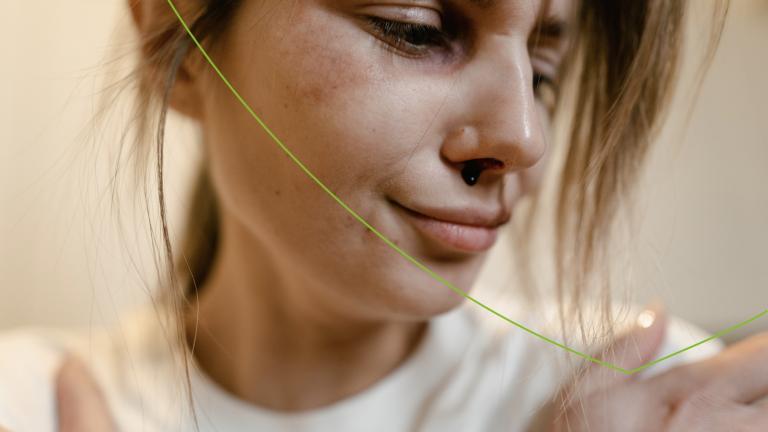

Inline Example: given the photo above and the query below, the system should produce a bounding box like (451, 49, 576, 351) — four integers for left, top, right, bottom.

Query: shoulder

(0, 309, 183, 432)
(0, 327, 77, 432)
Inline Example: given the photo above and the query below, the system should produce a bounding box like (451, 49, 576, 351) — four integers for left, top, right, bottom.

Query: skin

(159, 0, 565, 411)
(7, 0, 766, 431)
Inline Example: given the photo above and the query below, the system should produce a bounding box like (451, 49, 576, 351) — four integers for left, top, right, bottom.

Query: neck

(184, 211, 427, 412)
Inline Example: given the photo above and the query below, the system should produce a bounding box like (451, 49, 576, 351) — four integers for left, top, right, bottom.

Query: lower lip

(395, 204, 499, 253)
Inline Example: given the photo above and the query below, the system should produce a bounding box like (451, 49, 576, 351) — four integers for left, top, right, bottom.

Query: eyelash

(533, 72, 555, 92)
(366, 16, 449, 56)
(366, 16, 556, 96)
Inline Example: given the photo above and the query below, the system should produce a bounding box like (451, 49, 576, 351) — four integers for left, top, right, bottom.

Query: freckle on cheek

(285, 39, 368, 106)
(303, 85, 327, 105)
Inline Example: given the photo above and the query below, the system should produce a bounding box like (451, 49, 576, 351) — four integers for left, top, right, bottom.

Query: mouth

(390, 200, 510, 254)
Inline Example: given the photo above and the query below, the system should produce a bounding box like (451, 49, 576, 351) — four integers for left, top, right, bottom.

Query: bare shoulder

(0, 327, 79, 432)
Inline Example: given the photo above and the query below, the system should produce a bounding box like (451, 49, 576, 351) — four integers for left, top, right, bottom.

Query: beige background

(1, 1, 766, 343)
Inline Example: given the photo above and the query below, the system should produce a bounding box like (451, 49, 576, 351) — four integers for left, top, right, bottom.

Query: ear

(127, 0, 143, 31)
(127, 0, 206, 120)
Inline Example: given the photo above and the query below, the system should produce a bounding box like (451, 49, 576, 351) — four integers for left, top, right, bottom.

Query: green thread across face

(165, 0, 766, 374)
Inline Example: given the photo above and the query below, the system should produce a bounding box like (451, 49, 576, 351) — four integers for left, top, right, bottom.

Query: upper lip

(392, 199, 512, 229)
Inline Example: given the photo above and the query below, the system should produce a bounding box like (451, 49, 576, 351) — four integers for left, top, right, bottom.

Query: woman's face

(194, 0, 571, 320)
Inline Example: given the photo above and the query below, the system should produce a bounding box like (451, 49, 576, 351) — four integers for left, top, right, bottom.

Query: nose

(440, 40, 547, 178)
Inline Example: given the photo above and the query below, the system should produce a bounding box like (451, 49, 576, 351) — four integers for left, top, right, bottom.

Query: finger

(749, 410, 768, 430)
(754, 395, 768, 409)
(735, 404, 768, 431)
(55, 355, 117, 432)
(574, 301, 668, 396)
(651, 332, 768, 405)
(706, 332, 768, 404)
(643, 357, 713, 405)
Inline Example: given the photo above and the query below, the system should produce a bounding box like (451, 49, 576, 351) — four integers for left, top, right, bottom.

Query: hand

(536, 304, 768, 431)
(55, 355, 117, 432)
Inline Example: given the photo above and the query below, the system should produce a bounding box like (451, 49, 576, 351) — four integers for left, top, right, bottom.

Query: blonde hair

(111, 0, 728, 425)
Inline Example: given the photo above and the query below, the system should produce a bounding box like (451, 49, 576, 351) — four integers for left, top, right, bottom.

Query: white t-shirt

(0, 296, 723, 432)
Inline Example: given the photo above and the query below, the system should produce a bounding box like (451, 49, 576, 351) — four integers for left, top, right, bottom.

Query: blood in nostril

(460, 159, 504, 186)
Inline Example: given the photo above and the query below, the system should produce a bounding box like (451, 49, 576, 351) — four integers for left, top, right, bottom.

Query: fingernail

(637, 298, 665, 329)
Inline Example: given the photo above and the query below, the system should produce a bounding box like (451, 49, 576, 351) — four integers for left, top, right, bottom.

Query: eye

(533, 72, 558, 111)
(533, 72, 555, 92)
(366, 16, 450, 57)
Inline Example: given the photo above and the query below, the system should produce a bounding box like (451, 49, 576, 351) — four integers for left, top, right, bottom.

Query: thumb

(574, 300, 668, 396)
(55, 355, 117, 432)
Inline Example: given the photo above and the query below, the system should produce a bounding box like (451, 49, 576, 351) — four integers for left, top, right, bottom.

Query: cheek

(233, 7, 443, 198)
(274, 32, 406, 189)
(517, 105, 553, 194)
(201, 4, 429, 237)
(201, 3, 459, 243)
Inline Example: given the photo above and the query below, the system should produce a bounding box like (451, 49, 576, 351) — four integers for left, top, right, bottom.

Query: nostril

(461, 162, 482, 186)
(460, 158, 505, 186)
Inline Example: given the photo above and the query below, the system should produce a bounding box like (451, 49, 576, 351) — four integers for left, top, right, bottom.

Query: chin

(381, 267, 478, 322)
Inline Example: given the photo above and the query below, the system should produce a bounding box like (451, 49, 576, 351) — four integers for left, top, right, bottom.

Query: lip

(391, 200, 510, 253)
